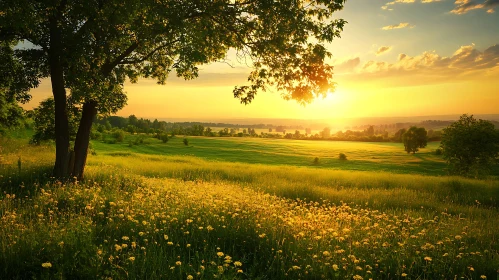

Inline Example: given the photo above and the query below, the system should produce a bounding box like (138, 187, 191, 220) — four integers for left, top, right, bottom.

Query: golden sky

(26, 0, 499, 120)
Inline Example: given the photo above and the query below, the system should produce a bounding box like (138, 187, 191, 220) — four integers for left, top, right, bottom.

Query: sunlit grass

(1, 135, 498, 279)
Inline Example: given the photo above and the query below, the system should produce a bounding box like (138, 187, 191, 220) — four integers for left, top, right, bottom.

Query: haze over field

(24, 0, 499, 121)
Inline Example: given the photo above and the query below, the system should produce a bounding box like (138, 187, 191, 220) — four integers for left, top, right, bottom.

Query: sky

(26, 0, 499, 121)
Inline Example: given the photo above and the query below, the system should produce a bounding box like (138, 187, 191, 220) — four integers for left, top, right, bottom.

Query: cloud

(376, 46, 393, 56)
(382, 0, 441, 9)
(451, 0, 499, 14)
(333, 57, 361, 73)
(381, 22, 414, 30)
(358, 44, 499, 80)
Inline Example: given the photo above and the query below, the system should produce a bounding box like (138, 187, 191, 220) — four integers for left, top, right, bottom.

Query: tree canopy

(402, 126, 427, 154)
(0, 0, 347, 179)
(441, 114, 499, 177)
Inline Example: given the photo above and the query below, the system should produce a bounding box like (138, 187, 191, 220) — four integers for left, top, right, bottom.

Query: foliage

(441, 114, 499, 177)
(183, 138, 189, 146)
(338, 153, 347, 160)
(30, 98, 81, 144)
(160, 134, 169, 143)
(111, 129, 126, 143)
(313, 157, 320, 165)
(402, 126, 428, 154)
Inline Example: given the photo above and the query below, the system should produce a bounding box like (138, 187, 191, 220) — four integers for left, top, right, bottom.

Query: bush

(160, 134, 169, 143)
(339, 153, 347, 160)
(111, 129, 125, 143)
(313, 157, 319, 165)
(435, 148, 442, 155)
(183, 138, 189, 146)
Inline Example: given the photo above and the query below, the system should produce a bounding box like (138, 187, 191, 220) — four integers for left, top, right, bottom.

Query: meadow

(1, 130, 498, 279)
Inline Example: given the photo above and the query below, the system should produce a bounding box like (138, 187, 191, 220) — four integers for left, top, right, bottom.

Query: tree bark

(49, 17, 70, 179)
(72, 100, 98, 180)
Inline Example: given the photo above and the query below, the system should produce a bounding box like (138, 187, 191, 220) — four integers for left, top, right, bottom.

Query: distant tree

(441, 114, 499, 177)
(402, 126, 428, 154)
(322, 127, 331, 138)
(393, 128, 407, 142)
(339, 153, 347, 160)
(183, 138, 189, 146)
(160, 134, 169, 143)
(366, 125, 374, 137)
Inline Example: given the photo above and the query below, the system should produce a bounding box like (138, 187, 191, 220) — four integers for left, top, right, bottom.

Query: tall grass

(1, 136, 498, 279)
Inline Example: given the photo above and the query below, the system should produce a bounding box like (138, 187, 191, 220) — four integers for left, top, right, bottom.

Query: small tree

(183, 138, 189, 146)
(441, 114, 499, 177)
(402, 126, 427, 154)
(339, 153, 347, 160)
(160, 134, 169, 143)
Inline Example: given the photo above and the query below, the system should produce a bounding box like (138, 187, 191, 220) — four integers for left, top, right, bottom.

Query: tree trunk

(49, 17, 70, 179)
(72, 100, 98, 180)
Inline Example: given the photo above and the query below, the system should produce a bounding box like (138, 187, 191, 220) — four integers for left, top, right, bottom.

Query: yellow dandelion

(128, 257, 135, 262)
(480, 276, 487, 279)
(424, 256, 432, 262)
(234, 261, 242, 267)
(163, 235, 168, 240)
(176, 261, 182, 266)
(187, 275, 194, 280)
(401, 273, 407, 277)
(237, 269, 243, 273)
(41, 262, 52, 268)
(217, 252, 224, 257)
(332, 264, 339, 271)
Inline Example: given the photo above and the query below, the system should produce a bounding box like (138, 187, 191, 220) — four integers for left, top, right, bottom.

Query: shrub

(183, 138, 189, 146)
(111, 129, 125, 143)
(435, 148, 442, 155)
(313, 157, 319, 165)
(160, 134, 169, 143)
(339, 153, 347, 160)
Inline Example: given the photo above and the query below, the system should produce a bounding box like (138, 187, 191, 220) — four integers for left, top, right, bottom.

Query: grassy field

(1, 130, 499, 279)
(92, 134, 450, 176)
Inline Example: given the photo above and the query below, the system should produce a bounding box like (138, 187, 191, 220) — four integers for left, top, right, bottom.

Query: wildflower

(217, 252, 224, 257)
(469, 267, 474, 272)
(176, 261, 182, 266)
(323, 251, 331, 257)
(164, 235, 168, 240)
(332, 264, 339, 271)
(292, 266, 301, 270)
(187, 244, 191, 248)
(237, 269, 243, 273)
(401, 273, 407, 277)
(41, 262, 52, 268)
(234, 261, 242, 267)
(128, 257, 135, 262)
(353, 275, 363, 280)
(187, 275, 194, 280)
(455, 235, 462, 240)
(481, 276, 487, 279)
(424, 256, 432, 262)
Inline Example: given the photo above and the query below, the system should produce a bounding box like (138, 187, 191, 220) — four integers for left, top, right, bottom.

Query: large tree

(1, 0, 347, 180)
(441, 114, 499, 177)
(402, 126, 427, 154)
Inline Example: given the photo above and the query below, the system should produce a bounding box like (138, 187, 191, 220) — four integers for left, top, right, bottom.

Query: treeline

(92, 115, 443, 143)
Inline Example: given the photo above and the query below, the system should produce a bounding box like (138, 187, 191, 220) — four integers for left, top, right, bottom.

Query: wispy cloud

(376, 46, 393, 56)
(381, 22, 414, 30)
(382, 0, 441, 10)
(451, 0, 499, 14)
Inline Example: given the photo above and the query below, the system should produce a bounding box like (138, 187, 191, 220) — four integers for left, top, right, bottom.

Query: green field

(92, 135, 449, 176)
(1, 131, 499, 279)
